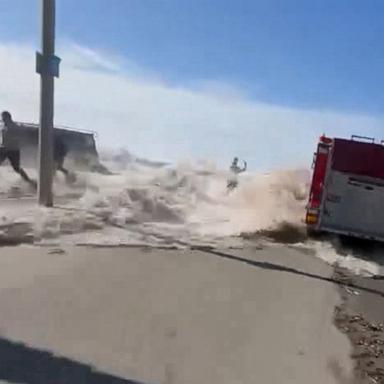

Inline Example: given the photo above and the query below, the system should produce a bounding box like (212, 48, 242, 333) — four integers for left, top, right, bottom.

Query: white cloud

(0, 41, 383, 169)
(63, 43, 123, 72)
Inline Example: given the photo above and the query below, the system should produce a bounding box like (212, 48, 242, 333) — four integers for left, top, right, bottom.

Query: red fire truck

(306, 135, 384, 241)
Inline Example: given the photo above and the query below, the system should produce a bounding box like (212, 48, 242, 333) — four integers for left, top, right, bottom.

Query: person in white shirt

(227, 157, 247, 191)
(0, 111, 36, 188)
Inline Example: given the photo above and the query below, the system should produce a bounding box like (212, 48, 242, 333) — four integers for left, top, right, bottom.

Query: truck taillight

(305, 212, 318, 224)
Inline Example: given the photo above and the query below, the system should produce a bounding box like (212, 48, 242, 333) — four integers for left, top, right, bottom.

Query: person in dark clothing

(54, 134, 69, 176)
(54, 133, 77, 183)
(0, 111, 36, 188)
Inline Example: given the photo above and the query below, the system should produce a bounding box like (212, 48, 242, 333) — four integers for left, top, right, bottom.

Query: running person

(0, 111, 36, 188)
(54, 132, 78, 183)
(54, 133, 69, 176)
(227, 157, 247, 191)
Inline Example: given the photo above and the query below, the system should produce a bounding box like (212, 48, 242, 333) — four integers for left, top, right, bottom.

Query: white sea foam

(0, 155, 382, 276)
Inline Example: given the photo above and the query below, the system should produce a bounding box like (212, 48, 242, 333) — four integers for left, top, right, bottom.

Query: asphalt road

(0, 244, 352, 384)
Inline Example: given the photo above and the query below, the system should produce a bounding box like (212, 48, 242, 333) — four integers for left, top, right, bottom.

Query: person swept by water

(227, 157, 247, 191)
(0, 111, 37, 189)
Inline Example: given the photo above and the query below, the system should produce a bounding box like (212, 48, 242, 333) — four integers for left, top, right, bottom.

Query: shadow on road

(0, 337, 149, 384)
(193, 247, 384, 298)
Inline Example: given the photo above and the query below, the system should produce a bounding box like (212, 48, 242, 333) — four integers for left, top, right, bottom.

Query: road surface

(0, 244, 352, 384)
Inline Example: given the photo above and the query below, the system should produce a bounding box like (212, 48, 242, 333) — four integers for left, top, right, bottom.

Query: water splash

(1, 157, 383, 277)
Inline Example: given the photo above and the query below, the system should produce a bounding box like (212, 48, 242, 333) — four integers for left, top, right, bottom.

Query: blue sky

(3, 0, 384, 114)
(1, 0, 384, 168)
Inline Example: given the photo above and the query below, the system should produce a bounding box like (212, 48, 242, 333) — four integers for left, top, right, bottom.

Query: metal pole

(38, 0, 56, 206)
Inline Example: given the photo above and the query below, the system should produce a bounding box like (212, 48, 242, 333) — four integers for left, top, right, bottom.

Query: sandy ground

(0, 244, 352, 384)
(334, 267, 384, 383)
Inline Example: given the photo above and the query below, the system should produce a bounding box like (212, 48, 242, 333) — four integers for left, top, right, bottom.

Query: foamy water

(0, 156, 383, 276)
(0, 159, 308, 245)
(290, 241, 384, 277)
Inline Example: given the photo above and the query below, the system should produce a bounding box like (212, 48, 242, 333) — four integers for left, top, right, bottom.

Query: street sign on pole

(36, 0, 60, 207)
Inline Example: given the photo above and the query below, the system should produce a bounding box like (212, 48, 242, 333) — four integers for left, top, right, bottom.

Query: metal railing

(351, 135, 375, 143)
